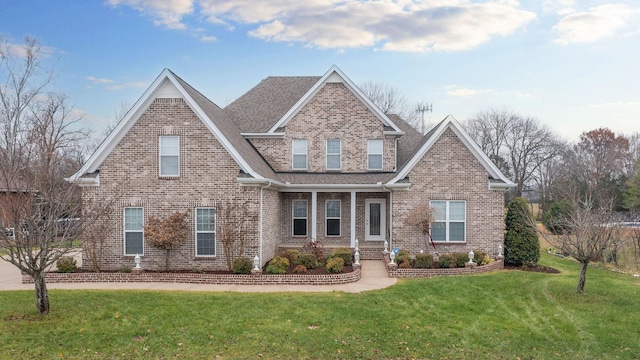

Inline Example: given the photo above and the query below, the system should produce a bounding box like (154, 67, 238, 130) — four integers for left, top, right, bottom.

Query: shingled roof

(224, 76, 321, 133)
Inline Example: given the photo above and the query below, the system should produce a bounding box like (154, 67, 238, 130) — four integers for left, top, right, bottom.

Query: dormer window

(367, 139, 383, 170)
(292, 139, 307, 170)
(159, 136, 180, 177)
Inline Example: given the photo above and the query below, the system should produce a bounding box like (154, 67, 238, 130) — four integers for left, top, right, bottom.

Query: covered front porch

(279, 190, 391, 252)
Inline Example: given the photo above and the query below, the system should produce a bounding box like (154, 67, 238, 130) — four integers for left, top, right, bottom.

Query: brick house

(68, 66, 514, 271)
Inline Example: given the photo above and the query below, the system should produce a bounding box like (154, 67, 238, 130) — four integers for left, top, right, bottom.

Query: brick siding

(391, 128, 505, 258)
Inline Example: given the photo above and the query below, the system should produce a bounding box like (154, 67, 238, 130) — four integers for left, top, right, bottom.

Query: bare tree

(0, 37, 110, 314)
(218, 203, 254, 271)
(360, 81, 420, 129)
(465, 108, 562, 198)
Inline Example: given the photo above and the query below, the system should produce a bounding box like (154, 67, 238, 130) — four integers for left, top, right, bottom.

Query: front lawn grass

(2, 253, 639, 359)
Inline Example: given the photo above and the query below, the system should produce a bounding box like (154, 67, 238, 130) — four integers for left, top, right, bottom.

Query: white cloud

(553, 4, 640, 45)
(199, 35, 217, 42)
(86, 76, 115, 84)
(106, 0, 194, 30)
(106, 82, 148, 90)
(446, 86, 492, 97)
(108, 0, 537, 52)
(0, 41, 56, 58)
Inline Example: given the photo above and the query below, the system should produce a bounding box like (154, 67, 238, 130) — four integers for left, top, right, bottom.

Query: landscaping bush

(438, 254, 457, 268)
(117, 265, 132, 273)
(453, 252, 469, 267)
(303, 241, 325, 264)
(292, 265, 307, 274)
(56, 256, 77, 273)
(280, 249, 301, 264)
(395, 249, 412, 267)
(472, 250, 492, 265)
(297, 253, 318, 269)
(232, 257, 253, 274)
(415, 253, 434, 268)
(504, 197, 540, 266)
(331, 247, 353, 266)
(326, 257, 344, 273)
(398, 260, 412, 268)
(266, 256, 290, 275)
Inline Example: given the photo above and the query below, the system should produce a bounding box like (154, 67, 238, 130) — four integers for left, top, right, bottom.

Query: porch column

(350, 191, 356, 247)
(311, 191, 317, 242)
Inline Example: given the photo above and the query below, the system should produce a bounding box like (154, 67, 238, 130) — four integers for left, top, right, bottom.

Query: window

(326, 139, 341, 170)
(430, 200, 466, 242)
(159, 136, 180, 177)
(325, 200, 341, 236)
(368, 139, 383, 170)
(292, 200, 308, 236)
(124, 207, 144, 255)
(196, 208, 216, 256)
(292, 139, 307, 170)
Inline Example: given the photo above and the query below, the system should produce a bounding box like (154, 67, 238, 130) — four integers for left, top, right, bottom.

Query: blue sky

(2, 0, 639, 142)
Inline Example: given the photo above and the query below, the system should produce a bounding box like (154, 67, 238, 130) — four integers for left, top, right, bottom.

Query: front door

(365, 199, 386, 241)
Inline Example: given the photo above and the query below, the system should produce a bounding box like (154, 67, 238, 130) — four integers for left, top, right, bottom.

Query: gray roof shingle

(223, 76, 321, 133)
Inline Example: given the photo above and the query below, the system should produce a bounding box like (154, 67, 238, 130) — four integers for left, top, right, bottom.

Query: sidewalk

(0, 257, 396, 293)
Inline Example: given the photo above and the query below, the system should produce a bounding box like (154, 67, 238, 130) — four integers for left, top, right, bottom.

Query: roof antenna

(415, 103, 432, 135)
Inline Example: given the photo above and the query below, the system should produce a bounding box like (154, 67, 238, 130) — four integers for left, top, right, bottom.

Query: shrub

(504, 197, 540, 266)
(280, 249, 301, 264)
(117, 265, 132, 273)
(266, 256, 290, 274)
(438, 254, 457, 268)
(232, 257, 253, 274)
(415, 253, 434, 268)
(56, 256, 77, 273)
(398, 260, 412, 268)
(326, 257, 344, 273)
(297, 253, 318, 269)
(395, 250, 412, 267)
(292, 265, 308, 274)
(453, 252, 469, 267)
(472, 250, 492, 265)
(331, 247, 353, 266)
(303, 241, 325, 264)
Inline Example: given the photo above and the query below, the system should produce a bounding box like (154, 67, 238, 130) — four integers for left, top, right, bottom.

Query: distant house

(68, 66, 515, 271)
(0, 178, 27, 233)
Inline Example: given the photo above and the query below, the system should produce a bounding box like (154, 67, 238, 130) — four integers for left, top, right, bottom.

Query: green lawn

(2, 254, 639, 359)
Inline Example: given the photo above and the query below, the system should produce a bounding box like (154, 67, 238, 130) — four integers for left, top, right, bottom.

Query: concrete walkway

(0, 257, 396, 293)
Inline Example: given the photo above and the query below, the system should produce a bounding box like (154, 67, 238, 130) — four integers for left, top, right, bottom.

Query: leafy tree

(144, 211, 189, 271)
(543, 200, 573, 234)
(504, 197, 539, 266)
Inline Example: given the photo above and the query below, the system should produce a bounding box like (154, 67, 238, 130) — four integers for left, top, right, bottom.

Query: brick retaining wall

(22, 268, 361, 286)
(384, 254, 504, 278)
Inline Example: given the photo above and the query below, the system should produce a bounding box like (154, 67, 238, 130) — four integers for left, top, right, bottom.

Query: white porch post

(311, 191, 317, 242)
(350, 191, 356, 247)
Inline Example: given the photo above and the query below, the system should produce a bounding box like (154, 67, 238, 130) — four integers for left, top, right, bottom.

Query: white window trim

(123, 207, 144, 256)
(292, 139, 308, 170)
(326, 139, 341, 170)
(325, 199, 341, 237)
(159, 135, 180, 177)
(292, 199, 308, 236)
(195, 207, 216, 257)
(367, 139, 383, 170)
(429, 200, 466, 243)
